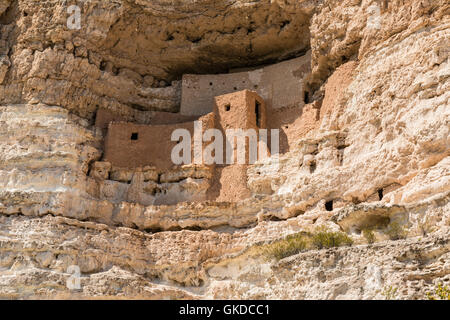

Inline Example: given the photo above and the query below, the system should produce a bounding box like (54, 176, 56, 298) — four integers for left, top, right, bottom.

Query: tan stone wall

(180, 53, 311, 116)
(209, 90, 266, 201)
(213, 90, 268, 164)
(213, 165, 252, 202)
(103, 114, 215, 170)
(213, 90, 266, 131)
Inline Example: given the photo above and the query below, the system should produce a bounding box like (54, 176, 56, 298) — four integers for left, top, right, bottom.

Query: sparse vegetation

(381, 286, 398, 300)
(362, 228, 376, 244)
(426, 283, 450, 300)
(262, 233, 308, 261)
(385, 221, 407, 240)
(261, 227, 353, 261)
(312, 226, 354, 249)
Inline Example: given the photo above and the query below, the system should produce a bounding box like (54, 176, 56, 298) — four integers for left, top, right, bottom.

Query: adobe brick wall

(210, 90, 266, 201)
(180, 52, 311, 116)
(212, 165, 252, 202)
(103, 113, 215, 170)
(102, 90, 270, 203)
(213, 90, 268, 164)
(213, 90, 266, 131)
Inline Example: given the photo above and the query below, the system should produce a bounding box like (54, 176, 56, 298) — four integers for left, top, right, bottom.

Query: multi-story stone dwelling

(91, 55, 311, 205)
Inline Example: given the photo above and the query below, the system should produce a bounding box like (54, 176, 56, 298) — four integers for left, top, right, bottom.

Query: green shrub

(386, 221, 407, 240)
(362, 228, 376, 244)
(427, 283, 450, 300)
(312, 226, 353, 249)
(263, 233, 308, 261)
(261, 227, 353, 261)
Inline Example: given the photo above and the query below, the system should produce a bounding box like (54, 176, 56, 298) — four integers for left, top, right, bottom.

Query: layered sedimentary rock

(0, 0, 448, 299)
(0, 0, 314, 118)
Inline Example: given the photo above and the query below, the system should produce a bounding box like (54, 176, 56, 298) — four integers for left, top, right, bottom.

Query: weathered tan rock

(0, 0, 448, 300)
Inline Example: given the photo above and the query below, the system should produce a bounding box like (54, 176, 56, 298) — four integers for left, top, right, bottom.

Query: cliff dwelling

(91, 54, 313, 206)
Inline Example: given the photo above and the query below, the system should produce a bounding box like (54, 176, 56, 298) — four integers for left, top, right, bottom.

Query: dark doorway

(325, 200, 333, 211)
(378, 188, 384, 200)
(304, 90, 310, 104)
(255, 100, 261, 127)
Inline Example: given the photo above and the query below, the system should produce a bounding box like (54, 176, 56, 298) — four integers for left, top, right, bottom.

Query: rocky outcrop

(0, 0, 448, 299)
(0, 0, 315, 119)
(0, 197, 448, 299)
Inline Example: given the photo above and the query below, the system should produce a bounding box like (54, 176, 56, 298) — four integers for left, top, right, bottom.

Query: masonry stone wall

(214, 90, 267, 131)
(103, 113, 215, 170)
(211, 90, 268, 201)
(180, 52, 311, 116)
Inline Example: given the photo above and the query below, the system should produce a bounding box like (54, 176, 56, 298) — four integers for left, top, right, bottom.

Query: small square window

(225, 104, 231, 111)
(131, 132, 139, 140)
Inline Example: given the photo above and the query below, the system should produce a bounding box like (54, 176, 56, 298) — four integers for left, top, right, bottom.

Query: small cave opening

(269, 215, 283, 222)
(225, 104, 231, 112)
(190, 37, 202, 44)
(304, 90, 310, 104)
(378, 188, 384, 201)
(280, 20, 291, 29)
(325, 200, 333, 211)
(131, 132, 139, 141)
(309, 161, 316, 173)
(100, 61, 107, 71)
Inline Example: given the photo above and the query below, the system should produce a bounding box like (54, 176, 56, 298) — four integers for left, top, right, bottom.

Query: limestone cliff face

(0, 0, 449, 299)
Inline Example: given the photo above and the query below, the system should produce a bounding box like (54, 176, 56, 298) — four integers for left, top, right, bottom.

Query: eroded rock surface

(0, 0, 448, 299)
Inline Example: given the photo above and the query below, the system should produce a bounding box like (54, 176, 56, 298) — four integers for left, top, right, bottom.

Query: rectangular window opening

(255, 100, 261, 127)
(131, 132, 139, 140)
